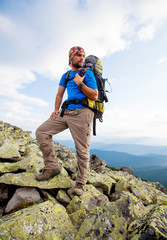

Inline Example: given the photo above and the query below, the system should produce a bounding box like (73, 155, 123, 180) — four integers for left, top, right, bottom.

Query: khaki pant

(35, 108, 94, 185)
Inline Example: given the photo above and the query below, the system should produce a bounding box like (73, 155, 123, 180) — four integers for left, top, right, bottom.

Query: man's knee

(35, 126, 48, 144)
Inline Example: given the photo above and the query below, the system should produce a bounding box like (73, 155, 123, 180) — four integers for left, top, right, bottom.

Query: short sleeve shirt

(59, 69, 97, 109)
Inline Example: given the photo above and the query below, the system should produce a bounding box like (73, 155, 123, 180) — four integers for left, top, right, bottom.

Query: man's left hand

(50, 110, 59, 119)
(74, 73, 85, 86)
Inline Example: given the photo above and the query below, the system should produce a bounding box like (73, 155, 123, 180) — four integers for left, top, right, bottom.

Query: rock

(67, 184, 109, 214)
(0, 170, 73, 189)
(0, 183, 8, 203)
(90, 154, 107, 173)
(87, 170, 116, 195)
(0, 200, 77, 239)
(55, 143, 78, 173)
(0, 143, 44, 174)
(0, 184, 9, 217)
(115, 174, 157, 205)
(56, 189, 71, 207)
(0, 139, 22, 161)
(156, 189, 167, 205)
(115, 191, 146, 224)
(151, 181, 167, 194)
(69, 208, 88, 230)
(75, 202, 127, 239)
(0, 121, 32, 145)
(23, 143, 45, 173)
(1, 121, 167, 239)
(0, 161, 21, 173)
(40, 190, 58, 205)
(0, 122, 32, 160)
(120, 165, 134, 175)
(5, 187, 42, 213)
(128, 205, 167, 239)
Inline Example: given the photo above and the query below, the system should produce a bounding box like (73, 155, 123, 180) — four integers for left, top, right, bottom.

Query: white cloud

(97, 108, 167, 140)
(0, 0, 132, 77)
(135, 0, 167, 24)
(0, 15, 14, 34)
(157, 57, 167, 64)
(1, 112, 43, 134)
(1, 0, 167, 78)
(0, 66, 48, 106)
(134, 0, 167, 41)
(0, 101, 31, 116)
(137, 24, 155, 41)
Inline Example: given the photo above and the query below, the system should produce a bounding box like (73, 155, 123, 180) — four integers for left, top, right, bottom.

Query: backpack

(60, 55, 110, 135)
(83, 55, 110, 135)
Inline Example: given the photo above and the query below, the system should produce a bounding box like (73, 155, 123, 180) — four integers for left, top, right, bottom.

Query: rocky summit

(0, 121, 167, 240)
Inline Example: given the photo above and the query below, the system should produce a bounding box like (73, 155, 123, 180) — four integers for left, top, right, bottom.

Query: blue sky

(0, 0, 167, 146)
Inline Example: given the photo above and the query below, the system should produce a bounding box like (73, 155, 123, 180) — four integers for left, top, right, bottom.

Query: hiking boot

(71, 182, 84, 196)
(36, 167, 61, 181)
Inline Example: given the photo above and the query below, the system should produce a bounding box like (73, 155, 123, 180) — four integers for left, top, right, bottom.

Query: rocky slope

(0, 121, 167, 239)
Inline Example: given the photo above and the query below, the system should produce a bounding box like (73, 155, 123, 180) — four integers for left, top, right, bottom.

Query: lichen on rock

(0, 200, 77, 239)
(1, 121, 167, 240)
(127, 205, 167, 239)
(75, 202, 127, 239)
(0, 170, 73, 189)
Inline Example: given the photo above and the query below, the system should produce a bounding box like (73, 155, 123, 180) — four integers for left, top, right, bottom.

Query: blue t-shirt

(59, 69, 97, 109)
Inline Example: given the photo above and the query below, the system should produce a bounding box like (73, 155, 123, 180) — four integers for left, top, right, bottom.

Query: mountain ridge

(57, 139, 167, 155)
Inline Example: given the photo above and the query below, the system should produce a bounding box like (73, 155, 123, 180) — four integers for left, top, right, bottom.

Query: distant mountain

(134, 167, 167, 188)
(57, 140, 167, 156)
(90, 143, 167, 155)
(57, 140, 167, 187)
(90, 149, 167, 188)
(90, 149, 167, 169)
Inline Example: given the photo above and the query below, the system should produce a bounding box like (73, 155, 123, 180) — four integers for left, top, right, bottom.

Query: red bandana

(69, 46, 85, 64)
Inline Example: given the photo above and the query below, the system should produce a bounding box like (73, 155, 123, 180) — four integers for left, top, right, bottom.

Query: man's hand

(74, 73, 85, 86)
(50, 110, 59, 119)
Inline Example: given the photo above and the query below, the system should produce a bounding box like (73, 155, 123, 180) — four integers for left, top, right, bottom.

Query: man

(35, 46, 98, 196)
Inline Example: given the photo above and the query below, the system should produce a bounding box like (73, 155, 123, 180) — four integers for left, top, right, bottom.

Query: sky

(0, 0, 167, 146)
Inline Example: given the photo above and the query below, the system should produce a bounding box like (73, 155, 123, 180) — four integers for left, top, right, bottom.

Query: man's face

(71, 52, 85, 69)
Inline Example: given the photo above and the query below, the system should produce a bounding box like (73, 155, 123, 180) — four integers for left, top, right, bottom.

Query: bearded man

(35, 46, 98, 196)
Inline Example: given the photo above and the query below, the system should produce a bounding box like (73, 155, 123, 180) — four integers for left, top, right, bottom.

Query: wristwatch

(78, 82, 84, 89)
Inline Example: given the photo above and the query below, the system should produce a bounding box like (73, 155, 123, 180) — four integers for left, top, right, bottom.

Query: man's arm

(74, 74, 98, 101)
(50, 86, 66, 119)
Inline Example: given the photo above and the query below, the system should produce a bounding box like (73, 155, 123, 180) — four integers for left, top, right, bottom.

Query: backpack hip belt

(60, 97, 104, 136)
(60, 98, 89, 117)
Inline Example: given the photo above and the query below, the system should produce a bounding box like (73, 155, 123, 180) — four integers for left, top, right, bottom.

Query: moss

(75, 202, 127, 240)
(69, 208, 88, 229)
(128, 205, 167, 239)
(0, 201, 77, 239)
(0, 171, 73, 189)
(9, 200, 40, 214)
(106, 165, 119, 171)
(56, 189, 71, 206)
(115, 175, 157, 205)
(67, 185, 107, 214)
(0, 140, 22, 161)
(87, 171, 116, 195)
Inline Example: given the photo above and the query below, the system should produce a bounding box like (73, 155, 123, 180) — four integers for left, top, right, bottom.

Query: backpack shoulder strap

(79, 67, 88, 77)
(65, 68, 88, 86)
(64, 70, 73, 86)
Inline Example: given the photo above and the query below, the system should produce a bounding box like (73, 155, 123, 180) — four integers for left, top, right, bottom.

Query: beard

(72, 61, 84, 69)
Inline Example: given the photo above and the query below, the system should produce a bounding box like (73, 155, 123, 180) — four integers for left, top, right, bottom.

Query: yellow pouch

(96, 101, 105, 113)
(87, 98, 105, 113)
(87, 98, 95, 109)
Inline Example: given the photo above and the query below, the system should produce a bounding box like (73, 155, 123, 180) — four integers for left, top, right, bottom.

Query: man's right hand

(50, 110, 59, 119)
